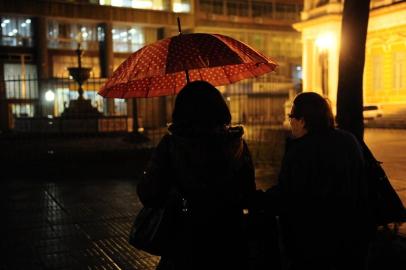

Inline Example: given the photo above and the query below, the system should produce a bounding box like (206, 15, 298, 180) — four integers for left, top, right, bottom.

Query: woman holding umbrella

(137, 80, 257, 270)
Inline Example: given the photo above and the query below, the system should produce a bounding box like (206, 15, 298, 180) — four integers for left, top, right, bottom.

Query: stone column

(0, 64, 10, 133)
(98, 22, 115, 115)
(167, 0, 173, 11)
(33, 16, 49, 117)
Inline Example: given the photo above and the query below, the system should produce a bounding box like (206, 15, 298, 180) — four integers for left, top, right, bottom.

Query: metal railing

(14, 116, 128, 133)
(1, 76, 294, 164)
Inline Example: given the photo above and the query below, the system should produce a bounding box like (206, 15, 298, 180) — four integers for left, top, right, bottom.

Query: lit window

(226, 0, 248, 16)
(393, 52, 405, 91)
(47, 21, 98, 50)
(132, 0, 153, 9)
(100, 0, 165, 10)
(113, 26, 145, 53)
(1, 17, 33, 47)
(97, 26, 105, 42)
(11, 104, 35, 117)
(114, 99, 128, 116)
(4, 64, 38, 99)
(84, 90, 105, 113)
(55, 88, 80, 116)
(372, 56, 383, 92)
(173, 0, 191, 13)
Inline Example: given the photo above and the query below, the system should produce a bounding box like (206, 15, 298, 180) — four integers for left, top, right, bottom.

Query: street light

(45, 90, 55, 102)
(316, 33, 334, 96)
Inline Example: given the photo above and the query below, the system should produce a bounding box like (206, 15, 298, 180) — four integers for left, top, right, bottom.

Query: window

(275, 3, 299, 20)
(97, 26, 105, 42)
(172, 0, 191, 13)
(227, 1, 248, 17)
(212, 0, 224, 14)
(84, 91, 105, 113)
(47, 21, 98, 50)
(4, 63, 38, 99)
(372, 56, 383, 92)
(114, 99, 128, 116)
(199, 0, 214, 13)
(393, 52, 405, 91)
(1, 17, 33, 47)
(11, 104, 35, 118)
(112, 26, 145, 53)
(250, 34, 265, 54)
(99, 0, 167, 11)
(252, 1, 273, 18)
(292, 65, 302, 82)
(55, 88, 77, 116)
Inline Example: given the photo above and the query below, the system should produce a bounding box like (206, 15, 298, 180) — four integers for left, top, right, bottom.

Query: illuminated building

(0, 0, 302, 131)
(294, 0, 406, 113)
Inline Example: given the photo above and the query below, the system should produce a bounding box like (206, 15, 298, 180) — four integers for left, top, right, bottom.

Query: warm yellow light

(316, 33, 334, 50)
(173, 2, 191, 13)
(132, 0, 153, 9)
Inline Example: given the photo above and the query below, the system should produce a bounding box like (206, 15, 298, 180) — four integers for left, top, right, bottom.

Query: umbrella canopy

(99, 33, 277, 98)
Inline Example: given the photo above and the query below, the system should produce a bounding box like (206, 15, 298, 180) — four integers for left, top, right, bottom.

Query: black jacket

(137, 126, 256, 270)
(266, 128, 372, 261)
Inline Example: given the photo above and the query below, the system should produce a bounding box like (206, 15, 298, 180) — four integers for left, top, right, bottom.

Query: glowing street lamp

(316, 33, 334, 50)
(45, 90, 55, 102)
(316, 33, 334, 96)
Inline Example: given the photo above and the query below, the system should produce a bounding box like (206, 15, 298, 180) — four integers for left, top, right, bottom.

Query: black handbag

(245, 208, 282, 270)
(361, 141, 406, 226)
(129, 189, 187, 256)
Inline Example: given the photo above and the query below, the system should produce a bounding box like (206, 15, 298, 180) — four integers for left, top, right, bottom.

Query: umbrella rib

(220, 65, 232, 85)
(130, 47, 149, 81)
(215, 34, 272, 64)
(197, 68, 203, 81)
(212, 34, 247, 63)
(146, 77, 153, 98)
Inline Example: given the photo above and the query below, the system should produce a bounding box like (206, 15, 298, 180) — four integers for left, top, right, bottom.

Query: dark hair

(291, 92, 334, 133)
(171, 81, 231, 128)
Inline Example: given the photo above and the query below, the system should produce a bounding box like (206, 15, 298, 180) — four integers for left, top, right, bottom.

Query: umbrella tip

(177, 17, 182, 34)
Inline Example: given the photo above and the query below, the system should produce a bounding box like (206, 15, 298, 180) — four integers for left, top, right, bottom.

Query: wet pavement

(1, 177, 159, 270)
(1, 166, 278, 270)
(2, 129, 406, 269)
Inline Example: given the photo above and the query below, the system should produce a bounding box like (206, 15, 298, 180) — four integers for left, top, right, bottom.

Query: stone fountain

(61, 42, 101, 118)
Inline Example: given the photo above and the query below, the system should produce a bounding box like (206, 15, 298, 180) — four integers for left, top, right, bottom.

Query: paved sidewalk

(2, 177, 159, 270)
(3, 172, 406, 269)
(1, 165, 280, 270)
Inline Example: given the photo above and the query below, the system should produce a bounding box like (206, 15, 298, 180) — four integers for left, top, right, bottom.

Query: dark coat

(137, 126, 256, 270)
(266, 128, 373, 265)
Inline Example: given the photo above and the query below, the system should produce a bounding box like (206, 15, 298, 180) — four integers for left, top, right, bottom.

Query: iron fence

(1, 76, 295, 164)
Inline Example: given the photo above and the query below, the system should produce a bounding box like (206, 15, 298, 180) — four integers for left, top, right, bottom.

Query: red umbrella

(99, 32, 277, 98)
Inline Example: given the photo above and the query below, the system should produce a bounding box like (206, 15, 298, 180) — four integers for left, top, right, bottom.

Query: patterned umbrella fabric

(99, 33, 277, 98)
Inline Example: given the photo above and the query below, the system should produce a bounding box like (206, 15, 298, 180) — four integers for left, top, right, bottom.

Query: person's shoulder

(333, 128, 358, 141)
(155, 133, 174, 152)
(332, 129, 362, 149)
(159, 133, 172, 144)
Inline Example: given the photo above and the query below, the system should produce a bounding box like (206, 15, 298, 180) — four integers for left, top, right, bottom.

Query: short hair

(172, 81, 231, 128)
(291, 92, 334, 133)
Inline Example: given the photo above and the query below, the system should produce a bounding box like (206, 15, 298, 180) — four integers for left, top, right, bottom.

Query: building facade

(0, 0, 302, 132)
(294, 0, 406, 113)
